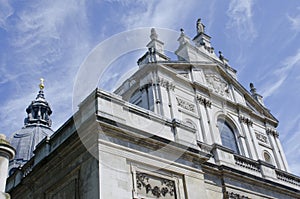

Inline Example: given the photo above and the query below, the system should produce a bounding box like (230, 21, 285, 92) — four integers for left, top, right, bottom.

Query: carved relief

(136, 172, 176, 198)
(205, 74, 229, 96)
(225, 191, 250, 199)
(196, 95, 212, 108)
(255, 132, 268, 143)
(176, 97, 195, 112)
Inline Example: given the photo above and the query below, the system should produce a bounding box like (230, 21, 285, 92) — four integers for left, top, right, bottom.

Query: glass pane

(218, 120, 239, 154)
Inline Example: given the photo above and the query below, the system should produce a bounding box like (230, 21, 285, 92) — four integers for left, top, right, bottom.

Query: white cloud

(283, 125, 300, 175)
(261, 49, 300, 98)
(287, 7, 300, 32)
(0, 0, 13, 30)
(119, 0, 199, 30)
(226, 0, 257, 41)
(9, 1, 90, 67)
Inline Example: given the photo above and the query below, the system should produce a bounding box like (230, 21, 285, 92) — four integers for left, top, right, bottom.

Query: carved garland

(255, 132, 268, 143)
(176, 97, 195, 112)
(136, 172, 175, 198)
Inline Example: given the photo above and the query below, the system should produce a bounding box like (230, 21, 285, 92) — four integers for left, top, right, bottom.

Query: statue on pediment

(197, 18, 205, 34)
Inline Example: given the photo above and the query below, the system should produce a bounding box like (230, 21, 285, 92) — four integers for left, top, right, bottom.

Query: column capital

(239, 115, 253, 126)
(196, 95, 212, 108)
(266, 127, 279, 137)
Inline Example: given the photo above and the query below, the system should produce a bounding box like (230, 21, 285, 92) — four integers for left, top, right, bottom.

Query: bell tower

(9, 79, 54, 174)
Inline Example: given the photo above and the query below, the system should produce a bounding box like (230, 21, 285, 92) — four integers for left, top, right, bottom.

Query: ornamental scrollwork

(176, 97, 195, 112)
(255, 132, 268, 143)
(205, 74, 229, 96)
(136, 172, 176, 198)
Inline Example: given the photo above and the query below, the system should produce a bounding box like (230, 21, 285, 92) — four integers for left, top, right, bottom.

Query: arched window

(129, 86, 154, 111)
(217, 120, 239, 154)
(263, 151, 273, 164)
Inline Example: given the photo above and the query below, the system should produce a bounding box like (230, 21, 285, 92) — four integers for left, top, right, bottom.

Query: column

(247, 124, 259, 160)
(0, 134, 15, 199)
(197, 95, 214, 143)
(238, 115, 254, 158)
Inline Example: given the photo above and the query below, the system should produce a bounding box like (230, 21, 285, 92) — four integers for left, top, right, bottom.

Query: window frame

(217, 119, 240, 154)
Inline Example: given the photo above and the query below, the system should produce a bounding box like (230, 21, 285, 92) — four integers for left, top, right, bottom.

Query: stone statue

(197, 18, 205, 34)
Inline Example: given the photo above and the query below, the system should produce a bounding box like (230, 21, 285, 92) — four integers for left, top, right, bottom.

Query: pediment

(199, 67, 276, 121)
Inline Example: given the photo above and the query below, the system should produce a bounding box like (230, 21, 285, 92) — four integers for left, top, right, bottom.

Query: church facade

(6, 20, 300, 198)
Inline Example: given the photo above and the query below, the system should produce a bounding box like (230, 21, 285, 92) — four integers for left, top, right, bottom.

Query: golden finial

(39, 78, 45, 90)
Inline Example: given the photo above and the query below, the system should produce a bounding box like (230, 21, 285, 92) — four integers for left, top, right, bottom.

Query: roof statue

(250, 83, 257, 95)
(150, 28, 158, 40)
(196, 18, 205, 34)
(250, 82, 265, 106)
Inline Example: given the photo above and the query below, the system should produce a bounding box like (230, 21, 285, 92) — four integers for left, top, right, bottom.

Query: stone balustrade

(276, 169, 300, 187)
(234, 154, 260, 172)
(233, 154, 300, 189)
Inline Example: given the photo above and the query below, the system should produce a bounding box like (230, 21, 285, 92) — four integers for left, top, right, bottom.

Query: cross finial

(39, 78, 45, 90)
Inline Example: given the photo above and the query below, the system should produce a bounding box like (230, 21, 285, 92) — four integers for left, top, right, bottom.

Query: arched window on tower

(129, 85, 154, 111)
(217, 119, 239, 154)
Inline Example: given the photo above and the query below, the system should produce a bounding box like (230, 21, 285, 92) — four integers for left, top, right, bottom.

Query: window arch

(263, 151, 273, 164)
(129, 85, 154, 111)
(217, 119, 239, 154)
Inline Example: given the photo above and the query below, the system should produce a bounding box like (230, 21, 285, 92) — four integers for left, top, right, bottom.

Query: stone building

(6, 20, 300, 198)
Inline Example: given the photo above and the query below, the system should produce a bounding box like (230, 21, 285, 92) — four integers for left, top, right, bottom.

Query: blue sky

(0, 0, 299, 175)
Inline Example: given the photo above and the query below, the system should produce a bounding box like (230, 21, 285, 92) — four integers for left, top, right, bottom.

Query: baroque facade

(5, 20, 300, 198)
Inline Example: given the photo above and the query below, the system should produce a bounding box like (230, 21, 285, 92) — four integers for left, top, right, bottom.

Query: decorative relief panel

(176, 97, 195, 112)
(205, 73, 229, 97)
(225, 191, 250, 199)
(255, 132, 268, 144)
(136, 172, 176, 199)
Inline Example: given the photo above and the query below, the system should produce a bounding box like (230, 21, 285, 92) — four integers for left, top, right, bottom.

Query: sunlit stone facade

(6, 20, 300, 198)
